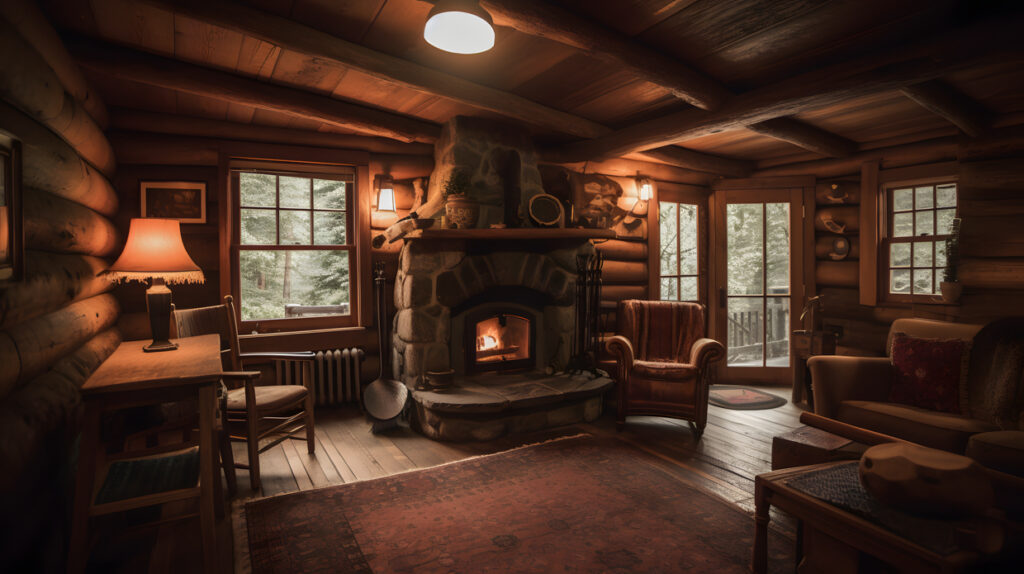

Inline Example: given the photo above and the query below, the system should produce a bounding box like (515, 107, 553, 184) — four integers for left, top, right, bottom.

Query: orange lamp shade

(107, 218, 204, 284)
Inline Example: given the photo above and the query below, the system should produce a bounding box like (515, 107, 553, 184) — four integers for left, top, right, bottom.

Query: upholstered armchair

(606, 300, 724, 437)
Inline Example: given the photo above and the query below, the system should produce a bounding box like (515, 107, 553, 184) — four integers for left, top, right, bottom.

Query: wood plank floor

(134, 386, 805, 573)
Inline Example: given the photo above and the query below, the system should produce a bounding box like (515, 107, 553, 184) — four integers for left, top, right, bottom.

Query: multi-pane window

(885, 181, 957, 297)
(234, 168, 355, 327)
(659, 201, 699, 301)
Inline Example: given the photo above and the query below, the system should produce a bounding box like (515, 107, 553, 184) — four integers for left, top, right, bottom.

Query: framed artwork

(141, 181, 206, 223)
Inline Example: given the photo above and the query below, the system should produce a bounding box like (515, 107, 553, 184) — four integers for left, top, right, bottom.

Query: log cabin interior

(2, 0, 1024, 572)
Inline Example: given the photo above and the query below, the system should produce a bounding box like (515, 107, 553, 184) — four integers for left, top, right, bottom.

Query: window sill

(239, 325, 371, 354)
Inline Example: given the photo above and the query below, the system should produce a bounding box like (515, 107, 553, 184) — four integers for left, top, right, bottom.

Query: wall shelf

(405, 228, 617, 241)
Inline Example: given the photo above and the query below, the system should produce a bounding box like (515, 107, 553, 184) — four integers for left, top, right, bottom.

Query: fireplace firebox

(465, 308, 535, 374)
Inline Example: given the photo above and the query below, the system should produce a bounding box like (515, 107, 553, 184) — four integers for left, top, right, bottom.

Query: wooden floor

(110, 386, 805, 573)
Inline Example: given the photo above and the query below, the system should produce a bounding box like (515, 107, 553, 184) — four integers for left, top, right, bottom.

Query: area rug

(244, 435, 793, 573)
(709, 385, 788, 410)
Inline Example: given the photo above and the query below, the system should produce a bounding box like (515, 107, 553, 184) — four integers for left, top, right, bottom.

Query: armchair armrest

(688, 338, 724, 371)
(606, 335, 636, 374)
(807, 356, 894, 419)
(220, 371, 261, 381)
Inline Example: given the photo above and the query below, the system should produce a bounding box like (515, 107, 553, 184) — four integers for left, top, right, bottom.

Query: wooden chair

(173, 295, 316, 491)
(606, 300, 724, 437)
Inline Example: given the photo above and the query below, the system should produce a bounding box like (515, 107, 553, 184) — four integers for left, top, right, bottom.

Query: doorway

(713, 188, 805, 385)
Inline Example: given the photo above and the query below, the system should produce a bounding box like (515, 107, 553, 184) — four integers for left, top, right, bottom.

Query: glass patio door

(714, 189, 804, 384)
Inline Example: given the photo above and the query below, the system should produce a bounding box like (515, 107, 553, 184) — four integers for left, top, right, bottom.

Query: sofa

(808, 317, 1024, 461)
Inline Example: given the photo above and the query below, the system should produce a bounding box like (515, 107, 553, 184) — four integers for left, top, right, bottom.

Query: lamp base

(143, 340, 179, 353)
(145, 277, 177, 352)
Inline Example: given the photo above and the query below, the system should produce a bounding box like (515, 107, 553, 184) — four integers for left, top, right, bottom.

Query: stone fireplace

(386, 116, 613, 441)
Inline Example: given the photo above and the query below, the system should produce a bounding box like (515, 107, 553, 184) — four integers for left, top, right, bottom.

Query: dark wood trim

(859, 161, 881, 306)
(747, 118, 857, 158)
(71, 37, 440, 144)
(901, 80, 992, 138)
(878, 161, 960, 185)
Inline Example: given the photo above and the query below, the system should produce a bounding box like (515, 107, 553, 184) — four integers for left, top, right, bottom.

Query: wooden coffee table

(752, 462, 984, 574)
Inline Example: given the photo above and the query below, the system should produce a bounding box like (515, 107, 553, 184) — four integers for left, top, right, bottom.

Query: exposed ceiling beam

(746, 118, 858, 158)
(633, 148, 752, 178)
(71, 38, 441, 144)
(900, 80, 992, 137)
(109, 109, 435, 155)
(546, 14, 1024, 162)
(478, 0, 856, 158)
(479, 0, 729, 111)
(139, 0, 608, 139)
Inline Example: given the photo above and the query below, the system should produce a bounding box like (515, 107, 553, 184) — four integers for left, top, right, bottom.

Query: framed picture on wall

(141, 181, 206, 223)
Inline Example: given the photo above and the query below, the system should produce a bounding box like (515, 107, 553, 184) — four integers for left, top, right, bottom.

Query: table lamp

(106, 218, 205, 352)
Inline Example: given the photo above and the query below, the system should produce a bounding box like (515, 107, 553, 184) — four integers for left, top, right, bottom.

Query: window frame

(879, 176, 958, 304)
(650, 184, 709, 307)
(230, 160, 359, 333)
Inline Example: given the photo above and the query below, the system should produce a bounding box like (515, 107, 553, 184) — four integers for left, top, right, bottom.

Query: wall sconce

(376, 175, 396, 213)
(637, 176, 653, 202)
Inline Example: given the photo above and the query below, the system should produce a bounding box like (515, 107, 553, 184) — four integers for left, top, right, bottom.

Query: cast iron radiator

(275, 348, 365, 406)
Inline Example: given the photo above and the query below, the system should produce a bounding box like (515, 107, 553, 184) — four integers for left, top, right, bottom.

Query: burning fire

(478, 334, 498, 351)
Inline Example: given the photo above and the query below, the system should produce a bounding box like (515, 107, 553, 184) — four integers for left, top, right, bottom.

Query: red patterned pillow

(888, 333, 971, 414)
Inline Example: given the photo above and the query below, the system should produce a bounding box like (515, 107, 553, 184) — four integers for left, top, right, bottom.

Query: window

(884, 181, 957, 299)
(658, 201, 700, 301)
(232, 165, 356, 330)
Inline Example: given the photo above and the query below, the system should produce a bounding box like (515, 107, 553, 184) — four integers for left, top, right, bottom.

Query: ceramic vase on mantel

(445, 195, 480, 229)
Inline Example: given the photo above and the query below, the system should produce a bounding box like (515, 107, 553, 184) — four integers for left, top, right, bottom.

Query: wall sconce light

(637, 176, 653, 202)
(424, 0, 495, 54)
(376, 175, 396, 212)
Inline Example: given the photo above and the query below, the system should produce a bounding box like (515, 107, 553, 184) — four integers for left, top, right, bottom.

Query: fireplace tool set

(568, 252, 603, 376)
(364, 260, 408, 432)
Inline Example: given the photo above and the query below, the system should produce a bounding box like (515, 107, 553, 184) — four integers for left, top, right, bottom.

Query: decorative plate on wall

(528, 193, 563, 227)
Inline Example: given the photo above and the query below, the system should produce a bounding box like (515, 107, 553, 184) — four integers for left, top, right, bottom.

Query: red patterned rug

(244, 435, 793, 573)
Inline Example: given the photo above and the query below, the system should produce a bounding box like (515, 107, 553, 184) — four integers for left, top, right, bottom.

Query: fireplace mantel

(404, 228, 616, 241)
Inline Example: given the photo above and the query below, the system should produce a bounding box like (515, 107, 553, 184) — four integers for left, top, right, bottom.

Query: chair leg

(247, 415, 261, 492)
(218, 424, 237, 497)
(305, 389, 316, 455)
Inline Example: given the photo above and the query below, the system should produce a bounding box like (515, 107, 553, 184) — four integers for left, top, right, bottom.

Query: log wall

(0, 10, 120, 570)
(798, 129, 1024, 356)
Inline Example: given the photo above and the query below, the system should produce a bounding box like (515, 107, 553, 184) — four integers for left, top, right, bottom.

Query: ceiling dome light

(424, 0, 495, 54)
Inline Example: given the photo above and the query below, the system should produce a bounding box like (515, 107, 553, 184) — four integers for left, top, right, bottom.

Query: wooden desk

(69, 335, 224, 574)
(752, 462, 981, 574)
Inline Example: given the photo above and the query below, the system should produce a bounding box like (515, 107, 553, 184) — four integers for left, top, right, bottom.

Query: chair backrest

(173, 295, 242, 371)
(965, 317, 1024, 429)
(617, 300, 706, 363)
(885, 318, 983, 357)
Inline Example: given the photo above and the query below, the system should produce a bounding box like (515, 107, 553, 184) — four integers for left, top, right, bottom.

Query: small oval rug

(709, 385, 788, 410)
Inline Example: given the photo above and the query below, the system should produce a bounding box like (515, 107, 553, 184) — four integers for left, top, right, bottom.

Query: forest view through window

(235, 168, 354, 325)
(885, 181, 957, 298)
(659, 201, 699, 301)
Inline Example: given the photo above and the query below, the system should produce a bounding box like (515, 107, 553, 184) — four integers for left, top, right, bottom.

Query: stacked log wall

(796, 129, 1024, 356)
(0, 8, 119, 570)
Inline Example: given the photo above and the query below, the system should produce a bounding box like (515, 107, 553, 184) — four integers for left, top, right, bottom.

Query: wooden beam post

(859, 161, 880, 306)
(71, 38, 441, 144)
(900, 80, 992, 137)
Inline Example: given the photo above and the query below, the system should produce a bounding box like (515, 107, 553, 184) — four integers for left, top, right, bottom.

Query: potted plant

(443, 169, 479, 228)
(939, 217, 963, 303)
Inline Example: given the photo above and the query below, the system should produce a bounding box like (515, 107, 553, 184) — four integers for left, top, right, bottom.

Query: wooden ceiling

(42, 0, 1024, 176)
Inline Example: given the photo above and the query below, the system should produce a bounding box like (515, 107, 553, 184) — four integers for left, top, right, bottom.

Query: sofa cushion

(888, 334, 970, 414)
(837, 400, 999, 453)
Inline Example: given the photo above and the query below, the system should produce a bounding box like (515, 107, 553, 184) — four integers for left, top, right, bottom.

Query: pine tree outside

(237, 170, 352, 324)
